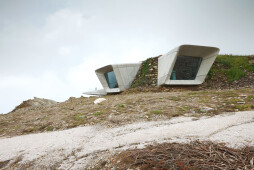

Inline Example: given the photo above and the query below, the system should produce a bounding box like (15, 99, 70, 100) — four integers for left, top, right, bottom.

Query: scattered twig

(105, 141, 254, 169)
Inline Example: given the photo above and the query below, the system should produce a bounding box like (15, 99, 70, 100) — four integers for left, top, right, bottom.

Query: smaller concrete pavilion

(84, 44, 220, 95)
(84, 63, 141, 95)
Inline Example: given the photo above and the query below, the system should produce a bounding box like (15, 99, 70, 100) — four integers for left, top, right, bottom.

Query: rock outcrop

(12, 97, 57, 112)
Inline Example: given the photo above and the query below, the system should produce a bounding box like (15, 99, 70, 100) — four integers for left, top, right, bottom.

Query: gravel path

(0, 111, 253, 169)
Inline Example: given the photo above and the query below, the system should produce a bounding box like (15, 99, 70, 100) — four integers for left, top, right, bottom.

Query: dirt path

(0, 111, 253, 169)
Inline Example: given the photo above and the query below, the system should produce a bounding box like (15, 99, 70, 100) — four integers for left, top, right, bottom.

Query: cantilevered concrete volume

(84, 44, 220, 95)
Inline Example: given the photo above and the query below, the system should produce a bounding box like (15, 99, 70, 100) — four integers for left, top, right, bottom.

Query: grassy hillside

(127, 54, 254, 92)
(208, 54, 254, 82)
(130, 56, 159, 88)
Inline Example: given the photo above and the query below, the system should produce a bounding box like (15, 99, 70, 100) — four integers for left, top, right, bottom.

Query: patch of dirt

(0, 88, 253, 137)
(0, 160, 10, 169)
(103, 141, 254, 169)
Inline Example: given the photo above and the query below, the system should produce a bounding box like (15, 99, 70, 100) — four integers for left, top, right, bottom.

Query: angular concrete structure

(84, 44, 220, 95)
(94, 63, 141, 94)
(158, 45, 220, 86)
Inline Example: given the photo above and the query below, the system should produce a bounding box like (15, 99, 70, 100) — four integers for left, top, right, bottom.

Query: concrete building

(84, 63, 141, 95)
(158, 45, 220, 85)
(84, 44, 219, 95)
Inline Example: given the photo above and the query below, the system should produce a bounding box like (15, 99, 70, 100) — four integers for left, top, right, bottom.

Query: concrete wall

(158, 45, 220, 86)
(95, 63, 141, 93)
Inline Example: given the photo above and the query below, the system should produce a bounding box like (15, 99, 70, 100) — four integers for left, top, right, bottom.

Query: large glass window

(104, 71, 119, 88)
(170, 56, 202, 80)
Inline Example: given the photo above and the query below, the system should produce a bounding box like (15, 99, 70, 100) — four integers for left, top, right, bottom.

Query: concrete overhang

(158, 45, 220, 86)
(95, 63, 141, 93)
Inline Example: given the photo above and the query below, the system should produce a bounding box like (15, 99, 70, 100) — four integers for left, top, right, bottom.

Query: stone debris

(237, 101, 245, 104)
(200, 107, 214, 112)
(94, 98, 106, 104)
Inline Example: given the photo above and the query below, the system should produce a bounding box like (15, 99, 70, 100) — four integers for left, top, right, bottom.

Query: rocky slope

(0, 87, 253, 137)
(12, 97, 57, 112)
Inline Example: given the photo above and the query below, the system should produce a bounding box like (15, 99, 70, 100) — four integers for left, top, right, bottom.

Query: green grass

(93, 111, 102, 116)
(224, 68, 245, 82)
(176, 107, 188, 114)
(38, 124, 47, 130)
(198, 91, 209, 94)
(197, 109, 206, 113)
(140, 58, 152, 77)
(74, 113, 86, 121)
(208, 55, 254, 82)
(170, 97, 181, 101)
(131, 58, 152, 87)
(244, 95, 254, 102)
(146, 110, 163, 118)
(117, 104, 125, 108)
(188, 92, 198, 96)
(150, 110, 162, 115)
(234, 104, 254, 111)
(217, 55, 253, 71)
(46, 126, 53, 131)
(216, 91, 238, 97)
(131, 56, 158, 88)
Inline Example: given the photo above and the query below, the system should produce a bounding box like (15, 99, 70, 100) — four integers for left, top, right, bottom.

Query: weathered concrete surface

(158, 44, 220, 85)
(95, 63, 141, 94)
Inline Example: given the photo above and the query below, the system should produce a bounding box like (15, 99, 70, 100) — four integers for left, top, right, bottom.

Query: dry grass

(103, 141, 254, 169)
(0, 88, 253, 137)
(0, 160, 10, 169)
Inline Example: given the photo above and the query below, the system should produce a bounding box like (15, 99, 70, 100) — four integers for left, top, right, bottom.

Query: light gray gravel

(0, 111, 253, 169)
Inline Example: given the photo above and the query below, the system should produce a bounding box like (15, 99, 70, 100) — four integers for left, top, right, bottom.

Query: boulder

(94, 98, 106, 104)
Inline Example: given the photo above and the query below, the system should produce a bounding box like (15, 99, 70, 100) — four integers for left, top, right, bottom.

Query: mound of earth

(124, 55, 254, 94)
(131, 56, 160, 88)
(12, 97, 57, 112)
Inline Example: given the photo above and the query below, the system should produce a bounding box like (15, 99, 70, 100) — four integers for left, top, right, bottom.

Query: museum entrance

(104, 71, 119, 88)
(170, 56, 202, 80)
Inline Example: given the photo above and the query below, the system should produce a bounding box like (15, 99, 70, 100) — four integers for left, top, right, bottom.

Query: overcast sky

(0, 0, 254, 113)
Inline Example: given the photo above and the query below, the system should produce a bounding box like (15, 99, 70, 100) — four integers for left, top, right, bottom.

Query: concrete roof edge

(178, 44, 220, 52)
(95, 62, 142, 73)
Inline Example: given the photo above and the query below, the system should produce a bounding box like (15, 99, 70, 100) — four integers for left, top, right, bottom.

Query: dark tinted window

(170, 56, 202, 80)
(104, 71, 119, 88)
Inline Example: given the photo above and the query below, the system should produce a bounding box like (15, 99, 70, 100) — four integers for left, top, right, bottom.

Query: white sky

(0, 0, 254, 113)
